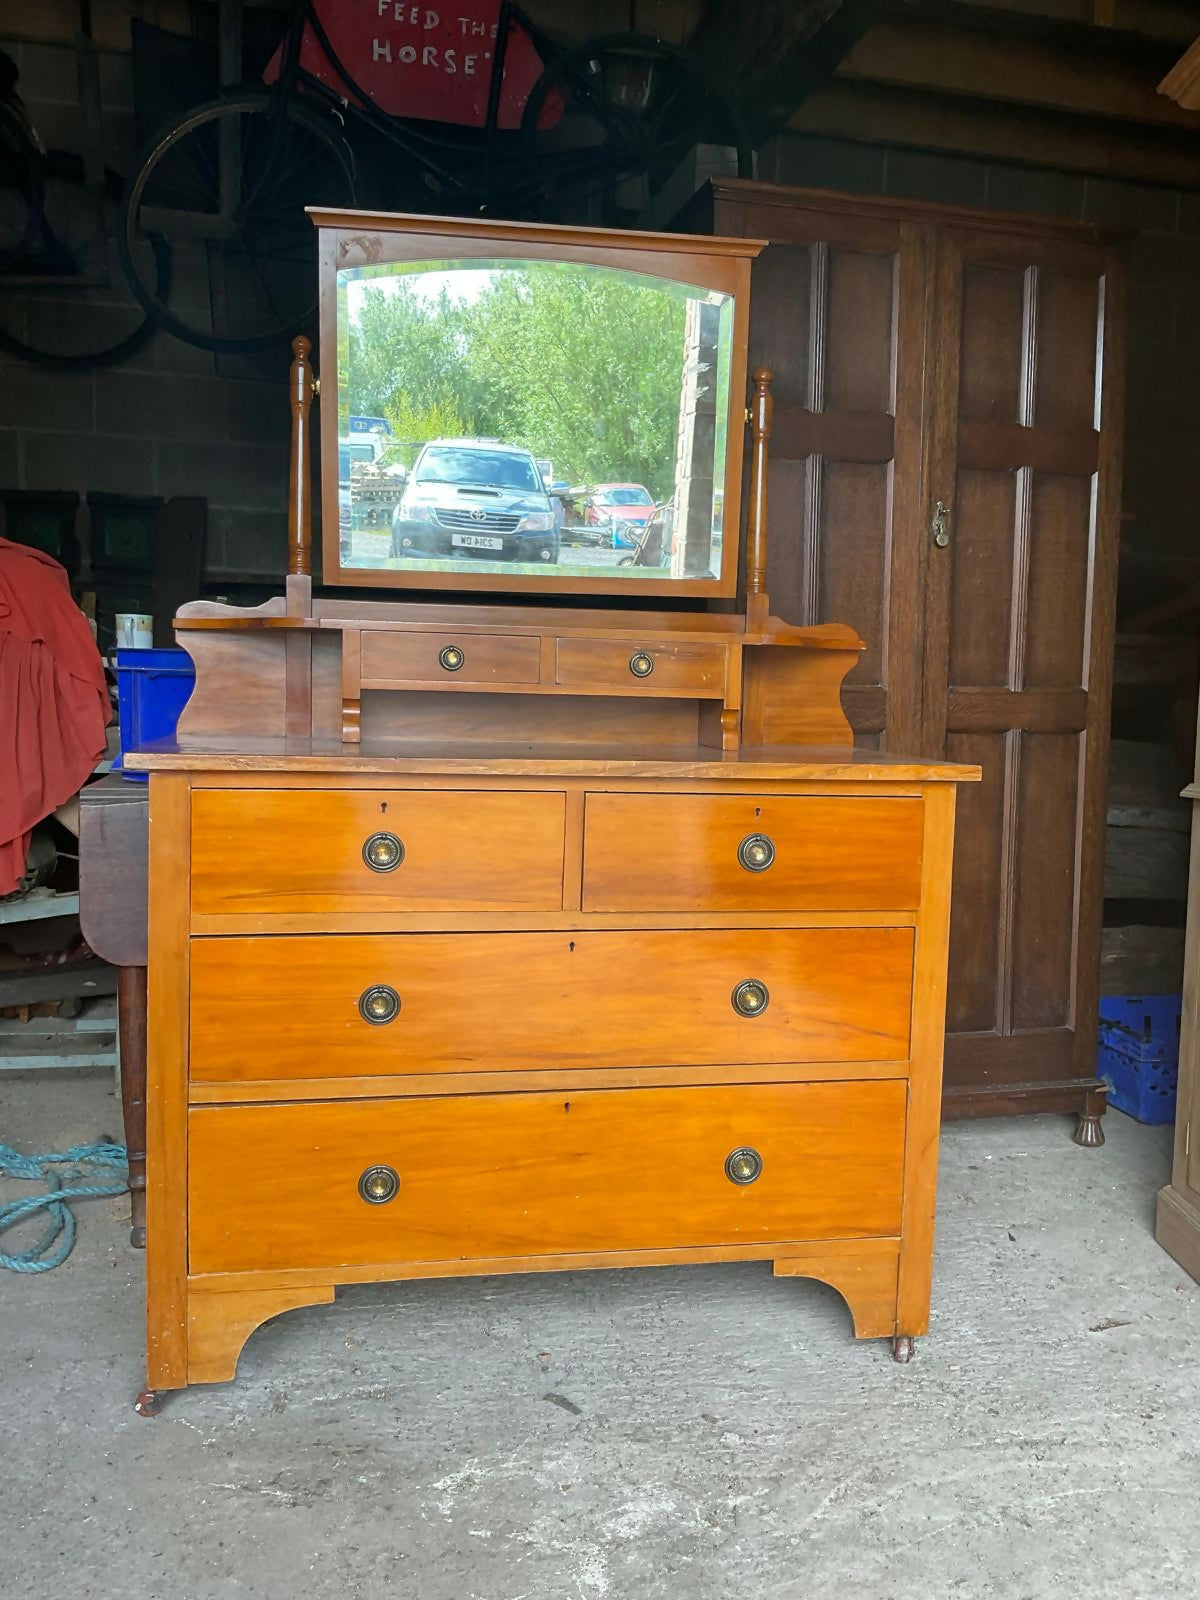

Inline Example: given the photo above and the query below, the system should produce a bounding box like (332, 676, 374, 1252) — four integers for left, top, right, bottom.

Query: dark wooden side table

(78, 775, 148, 1247)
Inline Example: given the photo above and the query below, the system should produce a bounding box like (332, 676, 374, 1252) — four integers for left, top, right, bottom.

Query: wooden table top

(127, 736, 981, 783)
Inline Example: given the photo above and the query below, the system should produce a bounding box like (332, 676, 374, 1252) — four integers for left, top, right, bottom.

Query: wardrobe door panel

(749, 242, 812, 407)
(764, 456, 808, 623)
(824, 248, 897, 413)
(1035, 272, 1100, 431)
(1011, 732, 1082, 1033)
(1024, 473, 1093, 690)
(814, 460, 892, 690)
(947, 470, 1016, 690)
(959, 265, 1025, 422)
(944, 731, 1006, 1038)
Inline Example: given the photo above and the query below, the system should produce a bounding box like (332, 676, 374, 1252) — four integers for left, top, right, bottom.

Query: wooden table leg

(118, 965, 148, 1248)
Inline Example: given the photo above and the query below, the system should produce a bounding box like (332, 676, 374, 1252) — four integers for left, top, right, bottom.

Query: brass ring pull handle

(738, 833, 775, 873)
(439, 644, 465, 672)
(358, 1165, 399, 1205)
(725, 1147, 763, 1185)
(629, 651, 654, 678)
(358, 984, 400, 1025)
(362, 831, 404, 872)
(731, 979, 769, 1017)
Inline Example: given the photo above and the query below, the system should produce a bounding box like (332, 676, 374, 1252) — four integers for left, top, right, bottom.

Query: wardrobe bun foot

(1073, 1112, 1106, 1149)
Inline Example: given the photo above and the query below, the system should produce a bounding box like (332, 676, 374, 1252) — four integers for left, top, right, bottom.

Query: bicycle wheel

(120, 90, 356, 355)
(0, 153, 168, 370)
(518, 33, 752, 222)
(0, 98, 42, 270)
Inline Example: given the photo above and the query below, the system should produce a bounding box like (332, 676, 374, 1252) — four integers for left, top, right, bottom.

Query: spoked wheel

(0, 98, 42, 271)
(0, 153, 168, 370)
(120, 91, 356, 354)
(519, 34, 752, 223)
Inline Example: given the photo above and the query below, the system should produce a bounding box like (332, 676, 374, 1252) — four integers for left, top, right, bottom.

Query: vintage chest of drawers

(124, 209, 978, 1410)
(132, 750, 972, 1402)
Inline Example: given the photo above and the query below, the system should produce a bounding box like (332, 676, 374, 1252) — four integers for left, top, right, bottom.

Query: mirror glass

(336, 259, 733, 582)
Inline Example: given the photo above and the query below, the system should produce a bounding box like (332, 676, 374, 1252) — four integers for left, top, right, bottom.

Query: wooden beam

(882, 0, 1188, 62)
(839, 16, 1200, 131)
(688, 0, 884, 146)
(1160, 37, 1200, 110)
(788, 79, 1200, 188)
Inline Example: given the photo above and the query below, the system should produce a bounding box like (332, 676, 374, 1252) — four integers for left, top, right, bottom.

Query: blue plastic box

(1097, 995, 1182, 1125)
(112, 647, 196, 782)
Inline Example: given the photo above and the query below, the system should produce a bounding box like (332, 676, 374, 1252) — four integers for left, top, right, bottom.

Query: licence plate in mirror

(452, 533, 504, 551)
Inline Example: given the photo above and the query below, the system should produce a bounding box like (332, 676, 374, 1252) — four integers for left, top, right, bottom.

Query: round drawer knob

(725, 1147, 763, 1185)
(358, 1164, 399, 1205)
(362, 831, 404, 872)
(629, 652, 654, 678)
(731, 979, 770, 1017)
(439, 644, 465, 672)
(738, 833, 776, 873)
(358, 984, 400, 1025)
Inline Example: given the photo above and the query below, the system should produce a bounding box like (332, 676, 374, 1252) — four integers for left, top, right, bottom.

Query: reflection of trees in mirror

(345, 262, 694, 501)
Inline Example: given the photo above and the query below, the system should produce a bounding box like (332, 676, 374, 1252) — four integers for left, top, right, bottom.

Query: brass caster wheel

(892, 1335, 915, 1364)
(1073, 1113, 1105, 1149)
(134, 1389, 168, 1417)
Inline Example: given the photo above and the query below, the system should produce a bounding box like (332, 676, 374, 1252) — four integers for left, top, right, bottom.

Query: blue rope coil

(0, 1141, 129, 1272)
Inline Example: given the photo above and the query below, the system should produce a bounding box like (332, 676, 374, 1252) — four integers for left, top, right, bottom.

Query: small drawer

(187, 926, 914, 1082)
(583, 793, 924, 912)
(187, 1079, 908, 1273)
(360, 630, 540, 686)
(190, 789, 565, 916)
(555, 637, 727, 697)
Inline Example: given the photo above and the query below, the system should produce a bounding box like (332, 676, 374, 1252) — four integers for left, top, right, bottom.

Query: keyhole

(755, 807, 761, 818)
(569, 941, 575, 952)
(380, 801, 387, 814)
(564, 1102, 571, 1113)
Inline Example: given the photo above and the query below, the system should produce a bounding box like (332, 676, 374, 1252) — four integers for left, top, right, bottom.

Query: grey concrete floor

(2, 1068, 1198, 1600)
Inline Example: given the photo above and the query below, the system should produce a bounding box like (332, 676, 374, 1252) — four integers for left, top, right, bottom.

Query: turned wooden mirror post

(745, 365, 773, 630)
(287, 334, 315, 617)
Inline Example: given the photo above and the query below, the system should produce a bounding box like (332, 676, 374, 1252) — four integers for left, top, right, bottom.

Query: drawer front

(583, 793, 924, 912)
(555, 637, 727, 697)
(188, 927, 914, 1082)
(187, 1080, 908, 1273)
(191, 789, 565, 915)
(360, 630, 540, 686)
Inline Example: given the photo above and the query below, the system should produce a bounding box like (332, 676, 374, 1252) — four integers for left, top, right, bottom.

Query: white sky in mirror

(346, 269, 496, 320)
(344, 268, 728, 322)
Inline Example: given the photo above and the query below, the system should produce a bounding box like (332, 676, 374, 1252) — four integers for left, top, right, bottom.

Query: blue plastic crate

(1097, 994, 1182, 1125)
(112, 647, 195, 782)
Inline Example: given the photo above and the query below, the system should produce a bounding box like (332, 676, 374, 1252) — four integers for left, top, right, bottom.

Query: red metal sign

(265, 0, 548, 128)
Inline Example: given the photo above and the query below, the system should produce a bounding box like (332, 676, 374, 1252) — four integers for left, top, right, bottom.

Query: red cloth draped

(0, 537, 111, 895)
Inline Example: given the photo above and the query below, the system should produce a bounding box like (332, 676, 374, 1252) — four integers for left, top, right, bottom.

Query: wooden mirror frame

(309, 208, 763, 600)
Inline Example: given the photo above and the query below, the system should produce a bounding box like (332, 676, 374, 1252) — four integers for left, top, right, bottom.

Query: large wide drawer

(583, 793, 925, 912)
(190, 789, 566, 915)
(188, 927, 915, 1081)
(187, 1080, 908, 1273)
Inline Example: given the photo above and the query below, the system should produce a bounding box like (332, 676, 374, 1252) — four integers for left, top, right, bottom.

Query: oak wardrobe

(678, 179, 1125, 1140)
